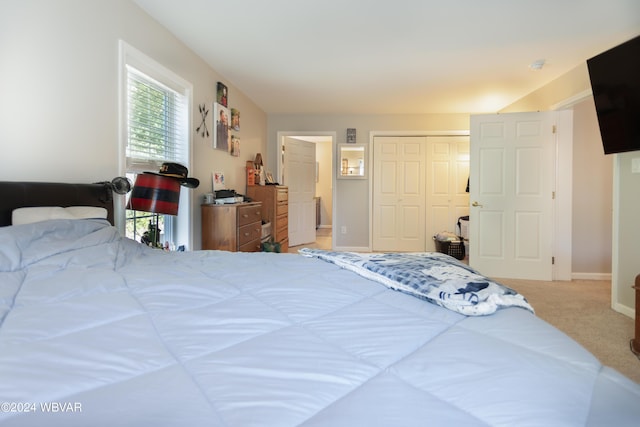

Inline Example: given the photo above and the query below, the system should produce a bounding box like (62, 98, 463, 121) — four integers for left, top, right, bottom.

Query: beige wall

(500, 64, 593, 113)
(571, 98, 613, 275)
(0, 0, 267, 249)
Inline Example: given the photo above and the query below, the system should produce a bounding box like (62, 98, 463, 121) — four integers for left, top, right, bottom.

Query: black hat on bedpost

(148, 163, 199, 188)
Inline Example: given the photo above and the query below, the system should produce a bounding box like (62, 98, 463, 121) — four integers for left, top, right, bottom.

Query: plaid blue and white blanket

(299, 249, 533, 316)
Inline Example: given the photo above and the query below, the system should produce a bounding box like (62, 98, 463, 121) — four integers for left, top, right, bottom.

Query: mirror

(338, 144, 366, 178)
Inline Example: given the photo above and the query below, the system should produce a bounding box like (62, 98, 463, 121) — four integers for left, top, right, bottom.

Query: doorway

(372, 135, 470, 252)
(277, 131, 335, 250)
(469, 111, 573, 281)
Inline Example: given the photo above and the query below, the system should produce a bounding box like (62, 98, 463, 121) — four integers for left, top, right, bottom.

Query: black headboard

(0, 181, 115, 226)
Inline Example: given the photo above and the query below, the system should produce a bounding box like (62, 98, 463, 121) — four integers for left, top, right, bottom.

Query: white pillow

(12, 206, 108, 225)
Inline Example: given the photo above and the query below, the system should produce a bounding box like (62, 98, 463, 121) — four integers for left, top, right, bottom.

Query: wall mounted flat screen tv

(587, 35, 640, 155)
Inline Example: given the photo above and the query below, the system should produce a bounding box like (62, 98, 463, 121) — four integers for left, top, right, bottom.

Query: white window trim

(117, 40, 194, 248)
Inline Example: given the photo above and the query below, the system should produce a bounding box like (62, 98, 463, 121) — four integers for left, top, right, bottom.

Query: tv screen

(587, 35, 640, 155)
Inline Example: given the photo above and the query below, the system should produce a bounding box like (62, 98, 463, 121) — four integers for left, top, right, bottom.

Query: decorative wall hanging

(213, 103, 230, 151)
(216, 82, 228, 107)
(346, 128, 357, 143)
(230, 135, 240, 157)
(213, 172, 226, 191)
(196, 103, 209, 138)
(231, 108, 240, 131)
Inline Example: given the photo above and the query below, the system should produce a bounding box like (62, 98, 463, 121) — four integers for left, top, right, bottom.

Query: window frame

(118, 41, 194, 248)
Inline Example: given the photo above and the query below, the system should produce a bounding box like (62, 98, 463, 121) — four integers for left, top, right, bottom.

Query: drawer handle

(242, 214, 249, 218)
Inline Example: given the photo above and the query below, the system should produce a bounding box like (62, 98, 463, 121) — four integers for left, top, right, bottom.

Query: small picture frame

(216, 82, 228, 107)
(265, 172, 275, 184)
(346, 128, 357, 143)
(231, 108, 240, 131)
(212, 172, 226, 190)
(230, 135, 240, 157)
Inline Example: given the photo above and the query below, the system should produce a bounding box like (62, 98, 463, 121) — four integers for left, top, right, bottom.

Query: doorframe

(277, 131, 336, 248)
(369, 130, 470, 252)
(552, 111, 573, 281)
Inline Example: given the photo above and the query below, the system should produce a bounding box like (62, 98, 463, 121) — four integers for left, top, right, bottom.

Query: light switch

(632, 158, 640, 174)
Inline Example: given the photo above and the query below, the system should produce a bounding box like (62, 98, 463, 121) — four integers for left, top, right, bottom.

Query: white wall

(0, 0, 267, 249)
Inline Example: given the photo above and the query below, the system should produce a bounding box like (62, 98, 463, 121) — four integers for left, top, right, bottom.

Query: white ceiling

(133, 0, 640, 115)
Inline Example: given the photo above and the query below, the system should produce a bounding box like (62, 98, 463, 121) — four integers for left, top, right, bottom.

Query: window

(126, 67, 188, 173)
(119, 41, 192, 248)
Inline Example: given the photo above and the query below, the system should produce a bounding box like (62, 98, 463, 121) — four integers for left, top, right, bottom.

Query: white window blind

(126, 66, 188, 172)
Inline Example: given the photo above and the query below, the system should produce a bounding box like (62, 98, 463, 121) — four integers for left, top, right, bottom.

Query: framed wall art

(231, 108, 240, 131)
(216, 82, 228, 107)
(213, 103, 230, 152)
(230, 135, 240, 157)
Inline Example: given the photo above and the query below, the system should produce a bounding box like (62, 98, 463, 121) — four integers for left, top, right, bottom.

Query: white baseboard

(612, 301, 636, 320)
(571, 272, 612, 281)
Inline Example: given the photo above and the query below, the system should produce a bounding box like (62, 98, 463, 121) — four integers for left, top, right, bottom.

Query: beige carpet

(499, 278, 640, 384)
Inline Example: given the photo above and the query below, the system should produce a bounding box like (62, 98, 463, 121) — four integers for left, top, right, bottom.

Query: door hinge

(552, 256, 555, 265)
(552, 191, 556, 199)
(552, 125, 557, 134)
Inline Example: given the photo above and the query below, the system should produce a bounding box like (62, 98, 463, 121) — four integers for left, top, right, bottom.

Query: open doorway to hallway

(277, 131, 334, 251)
(288, 228, 332, 253)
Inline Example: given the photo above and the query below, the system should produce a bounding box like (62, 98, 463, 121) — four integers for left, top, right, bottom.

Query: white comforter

(1, 220, 639, 426)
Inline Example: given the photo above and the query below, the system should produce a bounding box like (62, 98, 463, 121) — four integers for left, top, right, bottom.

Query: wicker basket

(434, 238, 466, 260)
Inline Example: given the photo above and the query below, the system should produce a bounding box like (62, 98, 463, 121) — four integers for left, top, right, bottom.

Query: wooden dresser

(246, 185, 288, 252)
(201, 202, 262, 252)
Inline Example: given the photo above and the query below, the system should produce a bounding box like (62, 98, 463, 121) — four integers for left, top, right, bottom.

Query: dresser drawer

(238, 238, 261, 252)
(276, 214, 288, 234)
(237, 204, 262, 227)
(276, 188, 288, 202)
(276, 201, 288, 216)
(279, 238, 289, 253)
(238, 222, 262, 247)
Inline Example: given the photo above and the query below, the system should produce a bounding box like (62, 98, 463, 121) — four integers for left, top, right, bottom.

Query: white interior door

(373, 136, 426, 251)
(425, 136, 470, 251)
(469, 112, 555, 280)
(284, 137, 316, 247)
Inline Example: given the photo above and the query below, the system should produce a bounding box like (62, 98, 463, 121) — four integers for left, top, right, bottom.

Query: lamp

(127, 173, 181, 247)
(96, 177, 132, 203)
(111, 177, 132, 195)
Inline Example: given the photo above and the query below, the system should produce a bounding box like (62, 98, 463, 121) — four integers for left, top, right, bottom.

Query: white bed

(0, 182, 639, 426)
